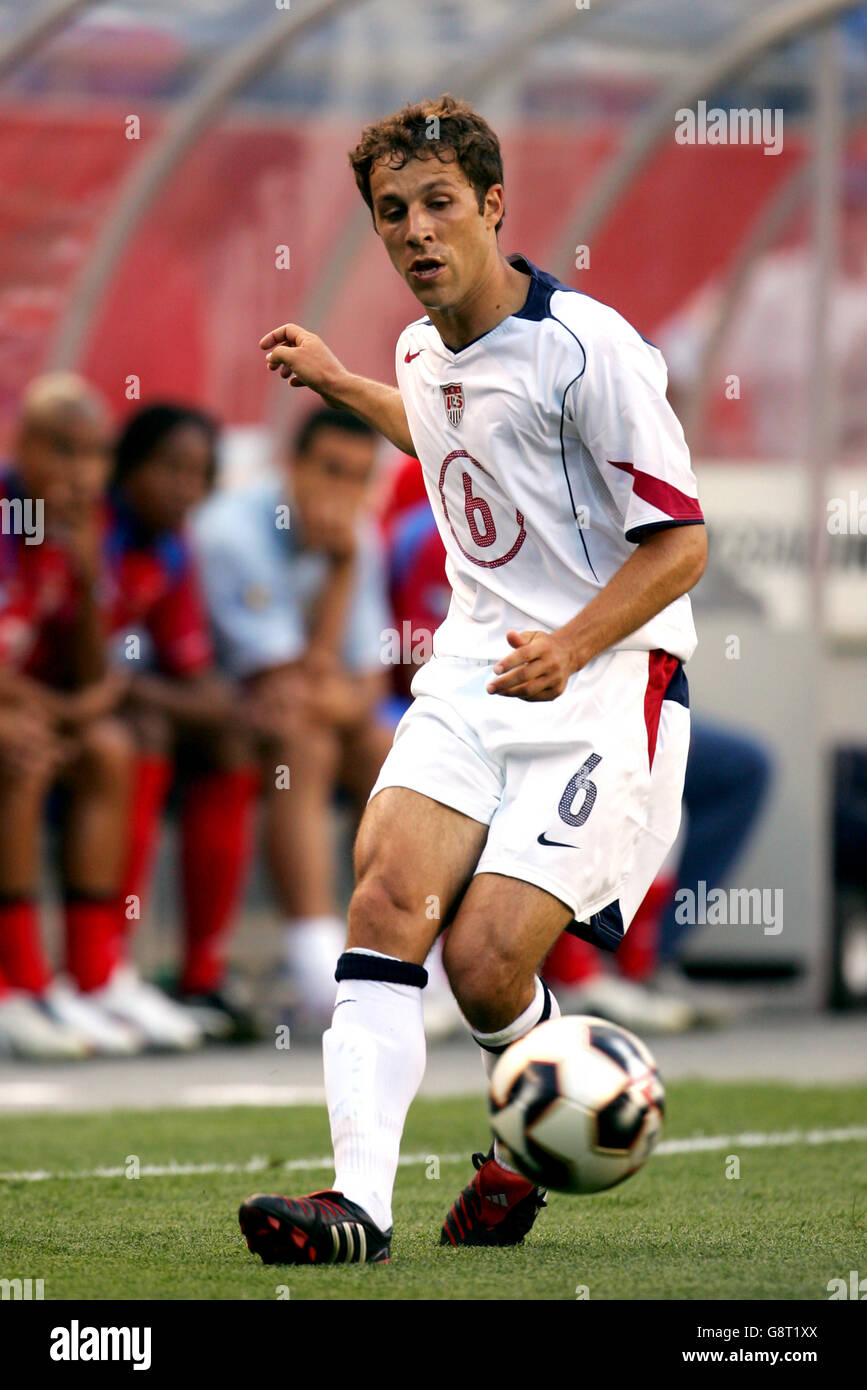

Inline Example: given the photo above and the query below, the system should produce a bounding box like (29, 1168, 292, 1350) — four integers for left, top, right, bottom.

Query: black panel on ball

(588, 1024, 648, 1079)
(595, 1087, 649, 1153)
(520, 1062, 573, 1188)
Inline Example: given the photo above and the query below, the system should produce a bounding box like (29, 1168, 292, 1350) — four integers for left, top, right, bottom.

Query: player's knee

(0, 755, 54, 797)
(347, 872, 423, 960)
(270, 722, 338, 787)
(443, 931, 526, 1027)
(126, 705, 172, 755)
(74, 717, 135, 786)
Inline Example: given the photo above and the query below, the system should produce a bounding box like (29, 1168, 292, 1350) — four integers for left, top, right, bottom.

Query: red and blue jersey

(382, 454, 450, 637)
(104, 496, 212, 678)
(380, 454, 450, 700)
(0, 469, 82, 681)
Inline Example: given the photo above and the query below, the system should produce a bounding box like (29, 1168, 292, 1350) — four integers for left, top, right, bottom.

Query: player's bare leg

(239, 786, 488, 1264)
(443, 872, 572, 1031)
(0, 746, 59, 993)
(439, 873, 572, 1247)
(346, 785, 487, 957)
(59, 717, 133, 993)
(0, 724, 102, 1060)
(337, 717, 393, 830)
(260, 714, 345, 1022)
(60, 718, 132, 895)
(262, 716, 342, 921)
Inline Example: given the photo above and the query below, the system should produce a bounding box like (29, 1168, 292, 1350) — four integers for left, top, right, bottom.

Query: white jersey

(395, 253, 704, 663)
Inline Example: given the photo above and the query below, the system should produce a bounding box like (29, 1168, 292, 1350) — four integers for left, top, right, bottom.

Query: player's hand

(302, 501, 358, 562)
(486, 629, 577, 701)
(259, 323, 348, 406)
(60, 508, 104, 587)
(58, 671, 130, 728)
(243, 668, 313, 740)
(0, 704, 67, 778)
(305, 671, 365, 730)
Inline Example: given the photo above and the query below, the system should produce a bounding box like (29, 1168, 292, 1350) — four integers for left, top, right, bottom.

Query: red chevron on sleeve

(608, 460, 704, 522)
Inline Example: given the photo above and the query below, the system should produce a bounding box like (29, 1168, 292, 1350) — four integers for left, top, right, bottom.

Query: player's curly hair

(348, 93, 505, 233)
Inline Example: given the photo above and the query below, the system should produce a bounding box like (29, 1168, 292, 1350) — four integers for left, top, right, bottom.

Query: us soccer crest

(440, 381, 464, 426)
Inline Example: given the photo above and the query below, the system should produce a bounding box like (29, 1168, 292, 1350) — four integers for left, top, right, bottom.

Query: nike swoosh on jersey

(536, 832, 580, 849)
(404, 348, 424, 362)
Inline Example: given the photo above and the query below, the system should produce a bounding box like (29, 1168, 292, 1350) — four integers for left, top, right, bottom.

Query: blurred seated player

(652, 719, 773, 976)
(0, 374, 136, 1059)
(193, 407, 392, 1030)
(381, 452, 714, 1033)
(107, 404, 260, 1044)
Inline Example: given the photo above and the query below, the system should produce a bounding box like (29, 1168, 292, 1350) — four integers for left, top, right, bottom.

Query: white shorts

(369, 648, 690, 950)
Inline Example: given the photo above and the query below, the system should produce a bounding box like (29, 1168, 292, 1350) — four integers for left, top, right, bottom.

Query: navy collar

(432, 252, 563, 355)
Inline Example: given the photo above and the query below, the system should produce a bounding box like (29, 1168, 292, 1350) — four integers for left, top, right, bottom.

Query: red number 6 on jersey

(462, 472, 496, 547)
(438, 449, 527, 570)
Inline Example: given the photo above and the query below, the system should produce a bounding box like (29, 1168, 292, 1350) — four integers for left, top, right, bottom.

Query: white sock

(323, 949, 427, 1234)
(472, 977, 560, 1171)
(283, 916, 345, 1013)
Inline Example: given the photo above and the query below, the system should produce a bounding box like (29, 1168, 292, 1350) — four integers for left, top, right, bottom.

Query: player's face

(369, 155, 503, 312)
(289, 427, 375, 551)
(123, 423, 213, 533)
(16, 411, 111, 525)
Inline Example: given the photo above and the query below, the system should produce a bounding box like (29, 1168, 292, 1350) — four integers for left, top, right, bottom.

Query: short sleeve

(566, 331, 704, 543)
(192, 498, 305, 679)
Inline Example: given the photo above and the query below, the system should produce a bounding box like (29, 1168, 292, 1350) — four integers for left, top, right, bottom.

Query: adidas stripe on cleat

(239, 1190, 392, 1265)
(440, 1148, 547, 1247)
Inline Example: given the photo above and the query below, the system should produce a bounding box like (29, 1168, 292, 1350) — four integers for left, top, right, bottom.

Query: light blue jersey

(192, 479, 390, 679)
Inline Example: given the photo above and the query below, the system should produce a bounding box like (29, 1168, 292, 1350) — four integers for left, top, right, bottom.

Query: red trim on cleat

(440, 1149, 547, 1248)
(239, 1190, 392, 1266)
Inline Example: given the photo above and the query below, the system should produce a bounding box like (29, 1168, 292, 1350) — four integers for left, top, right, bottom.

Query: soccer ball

(489, 1014, 664, 1194)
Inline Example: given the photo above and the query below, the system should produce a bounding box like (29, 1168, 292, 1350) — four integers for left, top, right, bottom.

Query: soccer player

(193, 408, 392, 1032)
(0, 375, 136, 1058)
(239, 94, 706, 1263)
(380, 451, 696, 1034)
(107, 403, 260, 1046)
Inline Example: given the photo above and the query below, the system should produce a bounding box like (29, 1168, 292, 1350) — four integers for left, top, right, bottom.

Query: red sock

(179, 768, 259, 995)
(0, 898, 51, 993)
(616, 876, 675, 982)
(543, 931, 601, 988)
(64, 896, 121, 992)
(122, 753, 173, 937)
(0, 961, 11, 999)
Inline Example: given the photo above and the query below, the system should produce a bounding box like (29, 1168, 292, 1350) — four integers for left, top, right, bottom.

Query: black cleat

(239, 1190, 392, 1265)
(440, 1148, 547, 1247)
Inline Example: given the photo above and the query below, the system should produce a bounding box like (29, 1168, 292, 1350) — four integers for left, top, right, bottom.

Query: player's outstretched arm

(260, 323, 416, 456)
(488, 523, 707, 702)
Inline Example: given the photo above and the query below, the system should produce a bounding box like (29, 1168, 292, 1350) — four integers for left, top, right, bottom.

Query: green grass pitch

(1, 1082, 865, 1300)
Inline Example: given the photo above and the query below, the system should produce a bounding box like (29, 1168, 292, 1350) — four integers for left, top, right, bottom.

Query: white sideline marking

(0, 1083, 66, 1110)
(658, 1125, 867, 1154)
(0, 1126, 866, 1184)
